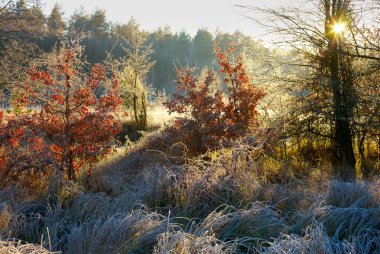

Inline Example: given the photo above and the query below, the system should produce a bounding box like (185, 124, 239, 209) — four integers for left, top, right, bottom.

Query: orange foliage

(165, 44, 266, 153)
(0, 48, 123, 185)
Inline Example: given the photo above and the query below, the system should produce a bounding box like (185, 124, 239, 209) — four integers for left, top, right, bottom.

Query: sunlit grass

(1, 121, 380, 253)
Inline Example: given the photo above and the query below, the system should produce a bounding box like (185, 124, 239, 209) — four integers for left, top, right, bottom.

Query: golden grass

(0, 239, 58, 254)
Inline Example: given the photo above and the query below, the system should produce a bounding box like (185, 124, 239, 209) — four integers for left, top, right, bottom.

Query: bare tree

(117, 19, 155, 129)
(238, 0, 379, 180)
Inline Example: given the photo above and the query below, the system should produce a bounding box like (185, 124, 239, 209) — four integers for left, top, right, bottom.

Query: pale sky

(41, 0, 292, 39)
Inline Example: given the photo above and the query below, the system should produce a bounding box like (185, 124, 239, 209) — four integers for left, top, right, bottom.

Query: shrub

(166, 44, 265, 154)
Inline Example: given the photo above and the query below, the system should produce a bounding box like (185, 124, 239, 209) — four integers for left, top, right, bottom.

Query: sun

(333, 22, 346, 34)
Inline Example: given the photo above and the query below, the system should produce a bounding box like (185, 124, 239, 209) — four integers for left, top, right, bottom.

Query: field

(1, 107, 380, 253)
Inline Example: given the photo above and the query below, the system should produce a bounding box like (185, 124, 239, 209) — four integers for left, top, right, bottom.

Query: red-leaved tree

(165, 44, 266, 153)
(0, 47, 123, 184)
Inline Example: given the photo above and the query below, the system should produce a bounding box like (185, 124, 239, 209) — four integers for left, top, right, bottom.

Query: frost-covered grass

(1, 130, 380, 253)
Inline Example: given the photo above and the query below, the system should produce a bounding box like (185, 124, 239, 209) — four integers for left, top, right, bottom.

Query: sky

(41, 0, 292, 39)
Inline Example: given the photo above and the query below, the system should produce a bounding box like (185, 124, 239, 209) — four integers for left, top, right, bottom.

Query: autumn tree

(0, 44, 122, 183)
(166, 44, 265, 153)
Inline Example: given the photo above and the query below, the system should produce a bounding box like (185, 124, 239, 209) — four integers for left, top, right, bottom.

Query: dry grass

(263, 223, 354, 254)
(324, 180, 379, 208)
(147, 104, 181, 128)
(0, 239, 57, 254)
(154, 230, 240, 254)
(66, 206, 177, 254)
(1, 128, 380, 253)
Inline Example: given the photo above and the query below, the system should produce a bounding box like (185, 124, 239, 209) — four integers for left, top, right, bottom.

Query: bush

(166, 44, 265, 154)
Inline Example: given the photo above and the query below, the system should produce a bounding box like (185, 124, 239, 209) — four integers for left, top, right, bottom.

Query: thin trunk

(133, 72, 139, 126)
(283, 139, 287, 160)
(67, 151, 75, 181)
(358, 131, 369, 178)
(64, 73, 75, 181)
(141, 91, 147, 129)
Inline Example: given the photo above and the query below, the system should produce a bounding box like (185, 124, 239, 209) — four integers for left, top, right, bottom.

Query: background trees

(0, 0, 46, 89)
(47, 3, 65, 38)
(0, 1, 271, 99)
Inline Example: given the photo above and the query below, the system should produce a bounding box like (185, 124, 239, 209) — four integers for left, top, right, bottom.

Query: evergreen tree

(47, 4, 66, 37)
(89, 9, 109, 38)
(192, 28, 214, 67)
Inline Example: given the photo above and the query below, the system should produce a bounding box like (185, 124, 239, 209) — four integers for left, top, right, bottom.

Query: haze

(43, 0, 292, 38)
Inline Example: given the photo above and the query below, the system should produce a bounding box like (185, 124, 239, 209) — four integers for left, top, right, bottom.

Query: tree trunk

(133, 72, 139, 126)
(358, 132, 369, 178)
(141, 91, 147, 129)
(333, 113, 356, 180)
(67, 152, 75, 181)
(63, 72, 77, 181)
(325, 0, 356, 181)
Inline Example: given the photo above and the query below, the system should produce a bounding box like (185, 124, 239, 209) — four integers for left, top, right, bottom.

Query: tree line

(0, 0, 270, 94)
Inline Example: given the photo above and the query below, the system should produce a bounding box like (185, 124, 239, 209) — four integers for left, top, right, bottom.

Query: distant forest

(0, 0, 272, 94)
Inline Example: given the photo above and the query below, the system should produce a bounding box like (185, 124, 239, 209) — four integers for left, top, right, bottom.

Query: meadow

(1, 107, 380, 253)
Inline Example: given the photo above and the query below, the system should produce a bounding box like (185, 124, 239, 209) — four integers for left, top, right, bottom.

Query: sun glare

(333, 22, 346, 34)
